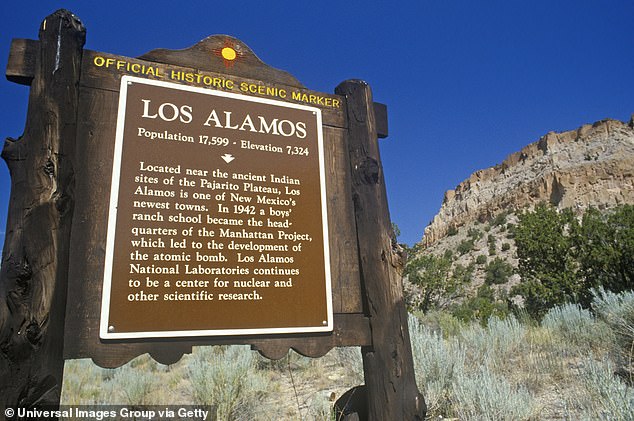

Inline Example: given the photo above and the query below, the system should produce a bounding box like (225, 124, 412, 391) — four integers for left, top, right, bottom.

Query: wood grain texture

(336, 80, 426, 420)
(6, 38, 38, 85)
(138, 35, 304, 88)
(323, 126, 363, 314)
(0, 9, 85, 415)
(373, 102, 388, 139)
(251, 314, 370, 360)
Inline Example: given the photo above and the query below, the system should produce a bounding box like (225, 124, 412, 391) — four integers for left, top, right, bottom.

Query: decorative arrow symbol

(221, 154, 235, 163)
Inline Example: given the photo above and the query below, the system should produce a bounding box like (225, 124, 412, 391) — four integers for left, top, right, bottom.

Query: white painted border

(99, 76, 333, 339)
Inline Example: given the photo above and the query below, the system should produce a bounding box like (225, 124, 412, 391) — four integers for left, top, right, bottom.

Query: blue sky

(1, 1, 633, 247)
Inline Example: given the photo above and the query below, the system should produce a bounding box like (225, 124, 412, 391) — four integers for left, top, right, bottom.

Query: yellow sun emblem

(213, 40, 241, 69)
(221, 47, 237, 61)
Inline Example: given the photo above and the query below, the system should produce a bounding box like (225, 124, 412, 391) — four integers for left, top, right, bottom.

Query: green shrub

(487, 234, 497, 255)
(451, 263, 475, 285)
(511, 204, 580, 318)
(61, 359, 112, 405)
(467, 227, 483, 241)
(330, 347, 364, 383)
(541, 303, 612, 351)
(308, 392, 336, 420)
(491, 212, 508, 227)
(452, 367, 537, 421)
(417, 309, 464, 338)
(452, 285, 510, 323)
(486, 315, 526, 353)
(572, 357, 634, 419)
(459, 315, 525, 363)
(409, 314, 465, 417)
(513, 204, 634, 319)
(476, 254, 487, 265)
(405, 254, 460, 313)
(592, 288, 634, 382)
(110, 362, 157, 405)
(457, 238, 475, 255)
(577, 206, 634, 296)
(485, 257, 514, 285)
(187, 346, 267, 419)
(391, 222, 401, 239)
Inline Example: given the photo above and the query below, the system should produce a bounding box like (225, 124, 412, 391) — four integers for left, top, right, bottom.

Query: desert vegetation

(61, 288, 634, 419)
(512, 204, 634, 318)
(60, 205, 634, 419)
(61, 346, 364, 419)
(412, 289, 634, 419)
(401, 204, 634, 418)
(406, 204, 634, 322)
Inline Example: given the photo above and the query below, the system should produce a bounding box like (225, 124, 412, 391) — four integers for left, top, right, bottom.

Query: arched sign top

(138, 34, 305, 88)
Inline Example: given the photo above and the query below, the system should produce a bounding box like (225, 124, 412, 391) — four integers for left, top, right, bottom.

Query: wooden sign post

(1, 10, 425, 420)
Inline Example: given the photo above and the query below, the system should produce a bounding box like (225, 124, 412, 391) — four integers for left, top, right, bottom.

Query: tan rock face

(422, 117, 634, 247)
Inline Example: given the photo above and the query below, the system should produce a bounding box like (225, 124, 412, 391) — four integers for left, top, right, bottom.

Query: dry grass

(61, 291, 634, 420)
(61, 346, 362, 420)
(411, 291, 634, 420)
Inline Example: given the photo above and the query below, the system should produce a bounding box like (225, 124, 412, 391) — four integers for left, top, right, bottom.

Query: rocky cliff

(422, 116, 634, 247)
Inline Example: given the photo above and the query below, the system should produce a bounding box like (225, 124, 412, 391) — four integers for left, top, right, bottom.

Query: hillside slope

(422, 116, 634, 247)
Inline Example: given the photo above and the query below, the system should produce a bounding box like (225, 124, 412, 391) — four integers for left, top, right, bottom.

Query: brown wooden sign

(50, 36, 369, 365)
(1, 10, 425, 420)
(101, 76, 332, 338)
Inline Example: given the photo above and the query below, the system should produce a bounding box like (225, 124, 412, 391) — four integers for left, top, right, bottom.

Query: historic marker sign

(4, 14, 425, 418)
(100, 76, 333, 338)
